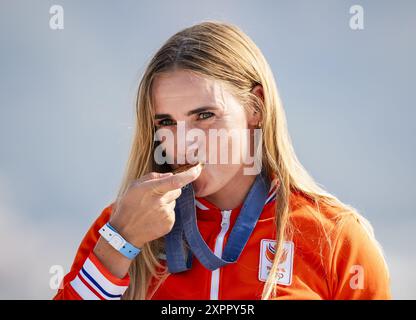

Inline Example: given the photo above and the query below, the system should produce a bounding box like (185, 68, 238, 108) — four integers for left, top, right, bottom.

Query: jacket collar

(194, 172, 280, 222)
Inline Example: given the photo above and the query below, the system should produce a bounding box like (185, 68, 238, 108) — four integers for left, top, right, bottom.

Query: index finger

(149, 163, 202, 195)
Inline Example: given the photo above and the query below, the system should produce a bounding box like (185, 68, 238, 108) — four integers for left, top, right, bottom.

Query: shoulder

(287, 190, 345, 250)
(288, 190, 376, 246)
(287, 190, 391, 299)
(326, 213, 391, 299)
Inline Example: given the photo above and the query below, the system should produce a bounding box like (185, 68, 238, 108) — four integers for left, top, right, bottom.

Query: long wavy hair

(113, 21, 387, 299)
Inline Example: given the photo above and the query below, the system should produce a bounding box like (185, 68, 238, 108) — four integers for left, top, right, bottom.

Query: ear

(247, 84, 264, 127)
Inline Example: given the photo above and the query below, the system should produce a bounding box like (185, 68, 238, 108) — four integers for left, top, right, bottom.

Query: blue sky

(0, 0, 415, 298)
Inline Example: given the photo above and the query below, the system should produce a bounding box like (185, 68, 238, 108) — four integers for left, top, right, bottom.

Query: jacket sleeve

(329, 214, 392, 300)
(53, 203, 130, 300)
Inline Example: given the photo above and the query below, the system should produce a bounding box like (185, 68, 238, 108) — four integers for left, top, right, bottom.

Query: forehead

(151, 69, 229, 112)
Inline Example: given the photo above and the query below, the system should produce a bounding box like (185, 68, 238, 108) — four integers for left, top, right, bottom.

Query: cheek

(202, 117, 248, 165)
(209, 130, 249, 165)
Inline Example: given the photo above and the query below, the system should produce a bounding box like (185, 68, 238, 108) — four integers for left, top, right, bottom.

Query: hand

(109, 163, 203, 248)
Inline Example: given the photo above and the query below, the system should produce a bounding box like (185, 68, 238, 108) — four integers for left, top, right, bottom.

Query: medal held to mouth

(172, 162, 204, 174)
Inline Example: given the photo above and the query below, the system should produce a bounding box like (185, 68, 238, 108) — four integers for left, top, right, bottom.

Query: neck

(203, 168, 257, 210)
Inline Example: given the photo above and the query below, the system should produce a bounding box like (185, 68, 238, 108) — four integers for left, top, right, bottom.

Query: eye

(197, 112, 214, 120)
(157, 118, 176, 127)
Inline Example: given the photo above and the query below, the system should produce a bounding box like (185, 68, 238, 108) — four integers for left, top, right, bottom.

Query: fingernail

(161, 172, 173, 177)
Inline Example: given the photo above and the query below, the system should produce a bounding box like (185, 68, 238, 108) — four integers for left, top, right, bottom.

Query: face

(152, 69, 260, 197)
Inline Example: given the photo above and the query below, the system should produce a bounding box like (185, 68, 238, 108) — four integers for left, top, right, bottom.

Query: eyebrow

(154, 106, 220, 119)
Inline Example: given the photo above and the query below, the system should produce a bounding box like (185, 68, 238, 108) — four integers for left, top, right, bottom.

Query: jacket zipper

(209, 209, 232, 300)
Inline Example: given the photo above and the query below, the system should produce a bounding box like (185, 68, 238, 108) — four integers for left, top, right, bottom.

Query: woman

(54, 21, 391, 300)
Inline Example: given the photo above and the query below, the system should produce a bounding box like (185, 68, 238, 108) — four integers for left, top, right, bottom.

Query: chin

(192, 168, 234, 197)
(192, 177, 216, 197)
(192, 181, 208, 197)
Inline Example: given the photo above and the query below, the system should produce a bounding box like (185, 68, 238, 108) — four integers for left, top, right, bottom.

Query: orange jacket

(53, 184, 391, 300)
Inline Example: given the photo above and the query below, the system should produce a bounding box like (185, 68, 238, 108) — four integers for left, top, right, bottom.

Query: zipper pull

(221, 210, 232, 227)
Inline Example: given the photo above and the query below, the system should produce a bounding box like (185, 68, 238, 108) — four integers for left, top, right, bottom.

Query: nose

(175, 123, 206, 165)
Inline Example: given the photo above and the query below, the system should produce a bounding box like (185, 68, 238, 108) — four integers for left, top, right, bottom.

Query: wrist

(93, 237, 132, 279)
(99, 222, 142, 260)
(108, 218, 147, 249)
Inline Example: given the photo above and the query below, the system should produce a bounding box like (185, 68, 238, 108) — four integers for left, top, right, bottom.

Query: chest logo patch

(259, 239, 294, 286)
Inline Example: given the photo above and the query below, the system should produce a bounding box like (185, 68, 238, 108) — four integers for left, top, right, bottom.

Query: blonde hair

(113, 21, 387, 299)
